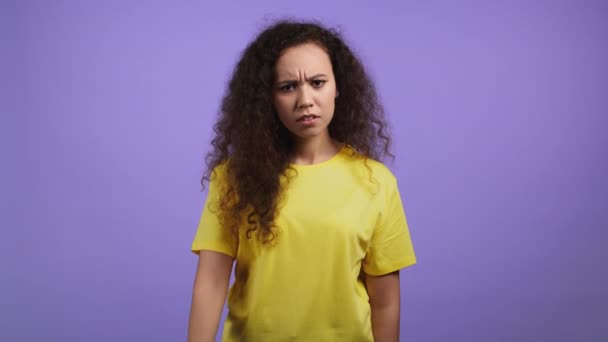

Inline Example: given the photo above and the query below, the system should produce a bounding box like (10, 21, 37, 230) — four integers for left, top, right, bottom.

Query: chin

(290, 131, 321, 141)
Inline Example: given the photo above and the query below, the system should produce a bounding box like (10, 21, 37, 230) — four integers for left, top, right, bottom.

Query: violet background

(2, 0, 607, 341)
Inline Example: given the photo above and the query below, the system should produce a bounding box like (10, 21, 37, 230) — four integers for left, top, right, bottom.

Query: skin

(366, 271, 401, 341)
(188, 42, 401, 342)
(272, 42, 343, 164)
(188, 251, 233, 342)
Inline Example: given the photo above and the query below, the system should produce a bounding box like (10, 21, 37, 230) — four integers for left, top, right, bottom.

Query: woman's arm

(366, 271, 401, 342)
(188, 250, 234, 342)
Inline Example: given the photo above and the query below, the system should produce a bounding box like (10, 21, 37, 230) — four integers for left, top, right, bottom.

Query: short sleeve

(362, 178, 416, 275)
(191, 164, 238, 258)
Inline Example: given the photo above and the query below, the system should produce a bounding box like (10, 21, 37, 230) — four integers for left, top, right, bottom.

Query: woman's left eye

(311, 80, 326, 87)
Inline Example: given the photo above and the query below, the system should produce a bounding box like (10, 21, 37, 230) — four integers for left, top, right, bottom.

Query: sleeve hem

(191, 245, 237, 259)
(363, 256, 417, 276)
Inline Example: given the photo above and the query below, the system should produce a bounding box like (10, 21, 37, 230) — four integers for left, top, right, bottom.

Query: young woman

(188, 20, 416, 342)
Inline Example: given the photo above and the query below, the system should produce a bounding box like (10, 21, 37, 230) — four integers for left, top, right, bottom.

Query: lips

(297, 114, 320, 122)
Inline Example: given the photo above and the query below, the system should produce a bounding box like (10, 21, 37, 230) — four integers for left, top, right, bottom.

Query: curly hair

(201, 19, 394, 245)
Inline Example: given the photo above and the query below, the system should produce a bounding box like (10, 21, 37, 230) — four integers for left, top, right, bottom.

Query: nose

(296, 85, 313, 109)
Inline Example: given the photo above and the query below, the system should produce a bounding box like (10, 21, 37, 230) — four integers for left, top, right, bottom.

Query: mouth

(296, 114, 320, 122)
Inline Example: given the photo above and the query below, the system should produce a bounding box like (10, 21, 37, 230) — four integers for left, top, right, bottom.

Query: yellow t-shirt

(191, 145, 416, 341)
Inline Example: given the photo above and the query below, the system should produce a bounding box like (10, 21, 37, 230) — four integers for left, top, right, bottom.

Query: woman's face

(272, 42, 339, 142)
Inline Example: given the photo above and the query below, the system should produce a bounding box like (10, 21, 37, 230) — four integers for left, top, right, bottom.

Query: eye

(311, 79, 326, 87)
(278, 83, 295, 92)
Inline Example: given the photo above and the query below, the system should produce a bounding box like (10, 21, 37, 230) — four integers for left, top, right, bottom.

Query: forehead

(274, 42, 333, 78)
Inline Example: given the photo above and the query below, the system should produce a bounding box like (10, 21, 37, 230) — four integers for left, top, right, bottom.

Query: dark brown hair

(201, 19, 394, 244)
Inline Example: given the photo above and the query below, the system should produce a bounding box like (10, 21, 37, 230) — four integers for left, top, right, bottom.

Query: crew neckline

(288, 144, 348, 169)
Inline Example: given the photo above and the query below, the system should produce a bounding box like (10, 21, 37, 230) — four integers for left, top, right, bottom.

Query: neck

(290, 131, 343, 165)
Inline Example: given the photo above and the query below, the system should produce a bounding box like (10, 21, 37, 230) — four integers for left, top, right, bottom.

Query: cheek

(320, 86, 337, 104)
(320, 92, 337, 113)
(273, 95, 290, 113)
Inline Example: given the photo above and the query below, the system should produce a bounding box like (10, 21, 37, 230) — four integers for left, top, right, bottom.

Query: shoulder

(342, 145, 397, 186)
(206, 160, 232, 190)
(210, 161, 229, 178)
(363, 158, 397, 185)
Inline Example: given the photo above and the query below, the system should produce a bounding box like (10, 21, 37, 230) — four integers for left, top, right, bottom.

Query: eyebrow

(275, 74, 328, 85)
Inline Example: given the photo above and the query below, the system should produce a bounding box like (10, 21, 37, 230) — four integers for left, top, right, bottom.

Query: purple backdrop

(3, 0, 607, 341)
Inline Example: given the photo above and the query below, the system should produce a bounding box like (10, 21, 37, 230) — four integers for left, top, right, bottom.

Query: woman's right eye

(279, 84, 295, 92)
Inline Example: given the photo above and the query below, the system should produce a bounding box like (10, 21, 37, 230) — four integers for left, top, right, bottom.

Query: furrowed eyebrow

(276, 74, 328, 85)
